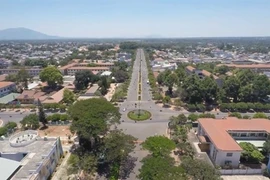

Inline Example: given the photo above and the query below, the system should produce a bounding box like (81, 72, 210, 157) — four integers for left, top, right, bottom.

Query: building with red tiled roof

(16, 90, 45, 104)
(198, 117, 270, 168)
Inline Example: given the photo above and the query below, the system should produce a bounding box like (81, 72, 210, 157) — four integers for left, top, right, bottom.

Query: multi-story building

(0, 67, 42, 77)
(197, 117, 270, 168)
(185, 65, 223, 87)
(0, 82, 16, 97)
(59, 62, 113, 75)
(217, 64, 270, 73)
(0, 130, 63, 180)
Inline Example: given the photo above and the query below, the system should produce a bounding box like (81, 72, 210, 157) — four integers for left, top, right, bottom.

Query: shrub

(253, 112, 268, 119)
(0, 127, 8, 136)
(188, 113, 199, 122)
(229, 112, 242, 119)
(199, 113, 215, 119)
(5, 122, 17, 129)
(242, 115, 250, 119)
(50, 114, 61, 121)
(187, 104, 196, 111)
(196, 104, 206, 112)
(60, 114, 69, 121)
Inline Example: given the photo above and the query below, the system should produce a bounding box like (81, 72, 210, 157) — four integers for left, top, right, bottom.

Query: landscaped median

(127, 110, 151, 121)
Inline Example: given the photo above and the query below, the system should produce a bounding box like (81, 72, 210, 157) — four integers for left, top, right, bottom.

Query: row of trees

(220, 102, 270, 112)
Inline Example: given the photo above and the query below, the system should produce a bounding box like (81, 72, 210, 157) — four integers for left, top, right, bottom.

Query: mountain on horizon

(0, 27, 60, 40)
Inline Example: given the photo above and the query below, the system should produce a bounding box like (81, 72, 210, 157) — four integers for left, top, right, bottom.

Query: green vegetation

(0, 122, 17, 136)
(127, 110, 151, 121)
(20, 114, 40, 130)
(139, 156, 186, 180)
(67, 98, 136, 178)
(142, 136, 176, 157)
(181, 156, 222, 180)
(74, 70, 99, 90)
(47, 114, 69, 122)
(62, 89, 75, 105)
(239, 142, 265, 163)
(40, 66, 63, 88)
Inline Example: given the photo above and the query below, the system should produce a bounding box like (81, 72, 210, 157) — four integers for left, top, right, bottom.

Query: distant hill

(0, 27, 60, 40)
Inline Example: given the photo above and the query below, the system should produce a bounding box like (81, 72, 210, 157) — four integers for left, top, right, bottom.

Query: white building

(0, 130, 63, 180)
(197, 117, 270, 168)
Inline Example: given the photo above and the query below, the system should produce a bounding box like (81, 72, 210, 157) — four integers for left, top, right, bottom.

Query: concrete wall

(0, 152, 25, 162)
(215, 150, 241, 168)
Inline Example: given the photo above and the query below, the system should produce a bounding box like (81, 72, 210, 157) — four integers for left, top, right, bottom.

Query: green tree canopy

(103, 130, 137, 163)
(223, 76, 240, 102)
(39, 66, 63, 88)
(74, 70, 98, 90)
(181, 156, 221, 180)
(20, 114, 40, 130)
(69, 98, 121, 148)
(201, 76, 218, 103)
(138, 156, 186, 180)
(63, 89, 75, 104)
(142, 136, 176, 157)
(164, 73, 179, 94)
(239, 142, 264, 163)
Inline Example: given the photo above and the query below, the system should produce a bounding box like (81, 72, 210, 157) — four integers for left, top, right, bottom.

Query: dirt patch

(38, 125, 72, 138)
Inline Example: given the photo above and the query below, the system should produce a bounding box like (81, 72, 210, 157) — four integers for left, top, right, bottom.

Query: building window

(240, 133, 247, 137)
(225, 160, 232, 165)
(258, 133, 265, 137)
(250, 133, 256, 137)
(226, 153, 233, 157)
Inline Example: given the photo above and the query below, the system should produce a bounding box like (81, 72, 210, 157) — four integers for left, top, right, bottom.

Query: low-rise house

(16, 90, 45, 104)
(42, 88, 65, 104)
(0, 93, 20, 105)
(198, 117, 270, 169)
(78, 84, 99, 100)
(0, 82, 16, 97)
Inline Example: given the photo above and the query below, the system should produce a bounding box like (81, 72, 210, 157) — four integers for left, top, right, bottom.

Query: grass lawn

(127, 110, 151, 121)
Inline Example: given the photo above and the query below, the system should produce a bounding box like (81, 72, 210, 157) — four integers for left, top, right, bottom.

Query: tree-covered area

(139, 114, 221, 180)
(39, 66, 63, 89)
(154, 60, 270, 113)
(68, 98, 137, 179)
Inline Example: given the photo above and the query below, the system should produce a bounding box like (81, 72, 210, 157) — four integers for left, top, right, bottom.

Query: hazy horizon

(1, 0, 270, 38)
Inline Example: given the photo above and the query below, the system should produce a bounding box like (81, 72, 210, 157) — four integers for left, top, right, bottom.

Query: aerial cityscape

(1, 0, 270, 180)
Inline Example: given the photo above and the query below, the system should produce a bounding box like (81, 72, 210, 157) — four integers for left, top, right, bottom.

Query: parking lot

(222, 175, 269, 180)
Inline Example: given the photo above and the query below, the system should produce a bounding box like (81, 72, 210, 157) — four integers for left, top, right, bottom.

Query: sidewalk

(51, 152, 71, 180)
(0, 119, 3, 127)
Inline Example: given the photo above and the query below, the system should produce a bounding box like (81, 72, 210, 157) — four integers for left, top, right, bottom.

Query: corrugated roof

(0, 93, 20, 104)
(0, 157, 21, 180)
(198, 117, 270, 151)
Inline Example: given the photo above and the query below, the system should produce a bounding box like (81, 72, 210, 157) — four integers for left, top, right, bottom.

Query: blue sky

(0, 0, 270, 38)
